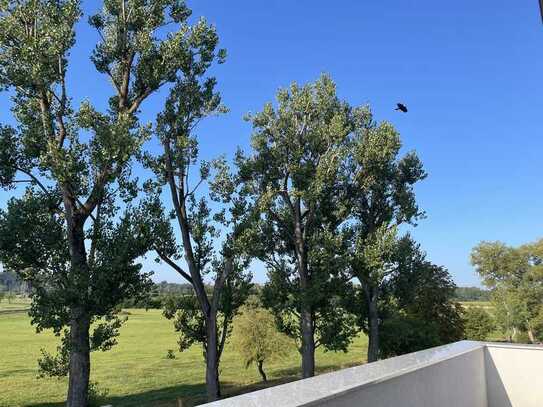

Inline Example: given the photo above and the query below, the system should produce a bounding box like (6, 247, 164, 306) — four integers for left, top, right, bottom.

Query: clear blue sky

(1, 1, 542, 286)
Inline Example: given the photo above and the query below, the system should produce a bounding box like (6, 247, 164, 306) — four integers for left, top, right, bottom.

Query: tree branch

(267, 208, 295, 243)
(185, 177, 205, 200)
(212, 258, 233, 310)
(80, 169, 110, 220)
(15, 167, 50, 195)
(127, 86, 153, 114)
(218, 314, 229, 359)
(156, 250, 194, 285)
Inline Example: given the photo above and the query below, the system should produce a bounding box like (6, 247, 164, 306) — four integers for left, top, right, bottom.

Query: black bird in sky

(395, 103, 408, 113)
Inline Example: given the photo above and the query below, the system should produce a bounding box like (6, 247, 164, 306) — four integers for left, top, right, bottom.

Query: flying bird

(395, 103, 408, 113)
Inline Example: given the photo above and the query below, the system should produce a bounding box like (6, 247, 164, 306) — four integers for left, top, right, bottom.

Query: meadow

(0, 307, 368, 407)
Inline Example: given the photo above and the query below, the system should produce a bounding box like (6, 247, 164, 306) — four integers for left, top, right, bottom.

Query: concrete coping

(201, 341, 492, 407)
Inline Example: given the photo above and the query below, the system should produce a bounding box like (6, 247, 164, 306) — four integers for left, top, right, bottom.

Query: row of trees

(0, 1, 463, 406)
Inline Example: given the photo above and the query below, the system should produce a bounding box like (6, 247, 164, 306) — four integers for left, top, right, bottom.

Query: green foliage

(365, 237, 464, 357)
(339, 98, 426, 361)
(471, 239, 543, 342)
(90, 315, 126, 352)
(391, 238, 465, 345)
(231, 306, 293, 381)
(162, 268, 252, 356)
(0, 192, 154, 338)
(492, 287, 530, 341)
(260, 261, 357, 353)
(136, 12, 254, 396)
(163, 294, 206, 353)
(530, 306, 543, 340)
(379, 314, 440, 359)
(37, 314, 127, 379)
(89, 0, 225, 114)
(463, 307, 495, 341)
(155, 281, 195, 295)
(87, 381, 110, 407)
(241, 75, 358, 357)
(38, 330, 71, 378)
(0, 0, 80, 92)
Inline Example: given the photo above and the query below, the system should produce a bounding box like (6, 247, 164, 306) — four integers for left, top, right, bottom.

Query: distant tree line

(454, 286, 491, 302)
(154, 281, 195, 295)
(0, 271, 30, 295)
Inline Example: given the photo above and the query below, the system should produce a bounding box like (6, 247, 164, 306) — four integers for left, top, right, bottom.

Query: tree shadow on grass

(266, 360, 363, 382)
(26, 383, 206, 407)
(26, 361, 364, 407)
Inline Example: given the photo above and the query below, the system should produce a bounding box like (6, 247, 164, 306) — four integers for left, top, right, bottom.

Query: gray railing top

(201, 341, 486, 407)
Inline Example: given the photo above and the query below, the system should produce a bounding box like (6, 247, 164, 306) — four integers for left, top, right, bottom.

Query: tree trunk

(527, 328, 536, 344)
(205, 314, 221, 401)
(300, 308, 315, 378)
(67, 310, 91, 407)
(257, 360, 267, 382)
(367, 294, 379, 363)
(292, 203, 315, 379)
(64, 204, 92, 407)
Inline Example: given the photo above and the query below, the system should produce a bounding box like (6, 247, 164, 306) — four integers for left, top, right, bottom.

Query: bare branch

(11, 179, 34, 183)
(184, 177, 205, 200)
(156, 250, 194, 285)
(15, 167, 50, 195)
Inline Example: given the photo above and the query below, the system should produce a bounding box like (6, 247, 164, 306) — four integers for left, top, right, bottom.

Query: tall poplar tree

(141, 49, 252, 400)
(239, 75, 357, 378)
(343, 107, 426, 362)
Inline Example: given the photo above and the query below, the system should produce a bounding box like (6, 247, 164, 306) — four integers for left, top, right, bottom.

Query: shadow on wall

(484, 348, 514, 407)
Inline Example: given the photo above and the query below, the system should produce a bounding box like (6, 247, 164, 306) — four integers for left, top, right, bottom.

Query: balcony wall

(485, 343, 543, 407)
(201, 341, 543, 407)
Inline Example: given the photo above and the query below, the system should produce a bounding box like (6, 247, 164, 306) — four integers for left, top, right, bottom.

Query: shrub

(463, 307, 495, 341)
(88, 381, 109, 407)
(231, 306, 293, 382)
(380, 314, 441, 358)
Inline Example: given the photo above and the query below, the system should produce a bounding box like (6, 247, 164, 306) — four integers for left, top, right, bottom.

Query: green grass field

(0, 309, 368, 407)
(459, 301, 493, 310)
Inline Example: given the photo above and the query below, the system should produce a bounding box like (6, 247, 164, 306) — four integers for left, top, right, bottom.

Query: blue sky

(1, 1, 542, 286)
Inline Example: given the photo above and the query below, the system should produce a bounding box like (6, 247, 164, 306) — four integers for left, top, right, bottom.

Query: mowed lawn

(0, 309, 368, 407)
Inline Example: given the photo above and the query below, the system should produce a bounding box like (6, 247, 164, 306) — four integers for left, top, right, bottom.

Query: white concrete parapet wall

(201, 341, 543, 407)
(485, 343, 543, 407)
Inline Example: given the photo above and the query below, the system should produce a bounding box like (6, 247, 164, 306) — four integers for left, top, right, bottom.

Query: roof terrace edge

(201, 340, 485, 407)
